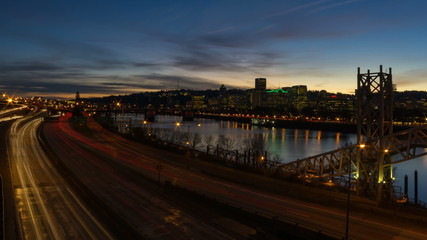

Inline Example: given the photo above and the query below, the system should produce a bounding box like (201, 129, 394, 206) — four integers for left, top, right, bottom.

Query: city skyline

(2, 0, 427, 98)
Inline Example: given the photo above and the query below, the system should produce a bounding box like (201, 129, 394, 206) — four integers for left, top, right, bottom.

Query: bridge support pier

(356, 65, 394, 201)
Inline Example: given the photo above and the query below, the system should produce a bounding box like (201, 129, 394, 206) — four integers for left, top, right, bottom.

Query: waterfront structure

(356, 65, 394, 201)
(82, 80, 426, 124)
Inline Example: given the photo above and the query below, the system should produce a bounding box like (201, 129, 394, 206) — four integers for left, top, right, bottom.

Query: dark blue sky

(1, 0, 427, 98)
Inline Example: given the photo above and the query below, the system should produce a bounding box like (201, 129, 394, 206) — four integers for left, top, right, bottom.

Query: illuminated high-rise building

(255, 78, 266, 90)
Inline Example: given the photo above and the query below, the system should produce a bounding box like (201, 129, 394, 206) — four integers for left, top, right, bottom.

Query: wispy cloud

(171, 42, 282, 72)
(206, 27, 235, 35)
(263, 0, 333, 19)
(307, 0, 359, 14)
(132, 74, 234, 90)
(395, 68, 427, 89)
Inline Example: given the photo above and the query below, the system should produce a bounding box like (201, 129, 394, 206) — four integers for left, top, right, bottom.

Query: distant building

(255, 78, 267, 90)
(75, 91, 80, 102)
(219, 84, 227, 98)
(191, 95, 206, 109)
(282, 85, 308, 111)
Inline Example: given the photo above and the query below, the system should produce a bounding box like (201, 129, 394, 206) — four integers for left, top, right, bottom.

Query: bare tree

(190, 133, 202, 150)
(217, 135, 235, 159)
(204, 135, 215, 148)
(204, 135, 215, 153)
(240, 134, 267, 153)
(265, 154, 281, 172)
(217, 135, 235, 152)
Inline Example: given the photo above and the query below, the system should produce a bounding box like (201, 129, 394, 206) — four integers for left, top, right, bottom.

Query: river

(114, 114, 427, 204)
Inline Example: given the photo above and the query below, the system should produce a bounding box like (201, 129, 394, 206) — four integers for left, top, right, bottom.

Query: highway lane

(7, 116, 114, 240)
(43, 116, 237, 240)
(0, 105, 27, 123)
(0, 105, 27, 115)
(48, 116, 427, 239)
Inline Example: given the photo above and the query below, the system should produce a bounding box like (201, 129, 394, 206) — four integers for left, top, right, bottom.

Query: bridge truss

(278, 125, 427, 200)
(278, 66, 427, 201)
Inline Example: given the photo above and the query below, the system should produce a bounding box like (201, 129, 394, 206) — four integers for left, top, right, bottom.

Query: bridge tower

(356, 65, 394, 201)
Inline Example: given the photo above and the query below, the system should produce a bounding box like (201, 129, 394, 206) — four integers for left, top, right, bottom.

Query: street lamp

(143, 120, 151, 136)
(345, 143, 365, 240)
(345, 159, 352, 240)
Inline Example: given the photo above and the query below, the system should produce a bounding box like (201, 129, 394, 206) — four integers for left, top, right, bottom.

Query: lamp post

(345, 159, 351, 240)
(143, 120, 151, 137)
(114, 102, 121, 124)
(346, 144, 364, 240)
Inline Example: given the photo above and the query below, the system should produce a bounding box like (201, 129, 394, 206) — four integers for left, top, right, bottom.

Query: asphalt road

(0, 106, 39, 240)
(7, 114, 115, 240)
(0, 120, 19, 240)
(43, 115, 427, 239)
(43, 115, 237, 240)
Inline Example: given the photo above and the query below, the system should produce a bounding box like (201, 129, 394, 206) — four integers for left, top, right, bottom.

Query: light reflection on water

(116, 114, 427, 202)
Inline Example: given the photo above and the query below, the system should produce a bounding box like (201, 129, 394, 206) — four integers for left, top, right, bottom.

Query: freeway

(0, 105, 27, 123)
(7, 114, 115, 239)
(44, 115, 427, 239)
(43, 115, 237, 239)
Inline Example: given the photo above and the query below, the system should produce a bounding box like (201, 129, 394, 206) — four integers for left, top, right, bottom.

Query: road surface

(7, 114, 115, 239)
(43, 115, 237, 239)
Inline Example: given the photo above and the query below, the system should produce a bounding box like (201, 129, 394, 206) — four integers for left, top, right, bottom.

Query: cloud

(170, 38, 283, 73)
(0, 61, 63, 72)
(0, 27, 124, 64)
(206, 27, 235, 35)
(263, 0, 334, 19)
(307, 0, 359, 14)
(132, 74, 233, 90)
(395, 68, 427, 89)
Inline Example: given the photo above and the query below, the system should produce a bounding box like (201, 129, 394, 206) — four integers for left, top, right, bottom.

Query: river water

(115, 114, 427, 203)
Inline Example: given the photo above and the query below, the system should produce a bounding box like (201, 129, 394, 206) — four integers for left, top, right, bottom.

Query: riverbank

(195, 113, 412, 133)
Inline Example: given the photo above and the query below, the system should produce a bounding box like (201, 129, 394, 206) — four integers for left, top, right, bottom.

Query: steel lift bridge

(278, 66, 427, 202)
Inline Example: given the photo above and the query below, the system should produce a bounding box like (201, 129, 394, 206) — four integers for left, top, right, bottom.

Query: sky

(1, 0, 427, 99)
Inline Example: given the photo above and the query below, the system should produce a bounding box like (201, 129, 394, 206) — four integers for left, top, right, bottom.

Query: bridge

(278, 66, 427, 202)
(278, 125, 427, 199)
